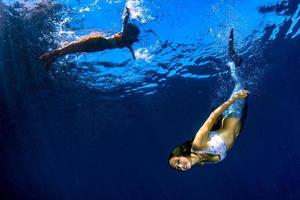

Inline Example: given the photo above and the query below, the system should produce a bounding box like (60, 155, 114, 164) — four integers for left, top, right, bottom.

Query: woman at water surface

(169, 29, 249, 170)
(39, 6, 139, 66)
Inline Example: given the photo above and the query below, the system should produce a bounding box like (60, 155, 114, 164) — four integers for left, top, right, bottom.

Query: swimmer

(169, 29, 249, 170)
(39, 6, 140, 68)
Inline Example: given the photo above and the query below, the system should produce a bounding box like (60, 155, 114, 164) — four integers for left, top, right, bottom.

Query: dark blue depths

(0, 0, 300, 199)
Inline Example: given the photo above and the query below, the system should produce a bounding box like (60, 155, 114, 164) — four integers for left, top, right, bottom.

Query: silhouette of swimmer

(39, 6, 140, 68)
(169, 29, 249, 170)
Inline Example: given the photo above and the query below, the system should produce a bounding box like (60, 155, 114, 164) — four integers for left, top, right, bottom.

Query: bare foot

(39, 49, 60, 62)
(39, 52, 52, 62)
(39, 51, 58, 70)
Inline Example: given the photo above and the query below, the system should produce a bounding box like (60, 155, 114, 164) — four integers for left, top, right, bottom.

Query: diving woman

(39, 6, 140, 67)
(169, 29, 249, 170)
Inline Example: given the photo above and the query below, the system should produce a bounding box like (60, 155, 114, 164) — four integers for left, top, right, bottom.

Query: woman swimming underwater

(169, 29, 249, 170)
(39, 6, 140, 67)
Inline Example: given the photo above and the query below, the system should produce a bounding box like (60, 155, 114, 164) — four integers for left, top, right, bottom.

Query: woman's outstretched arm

(122, 6, 130, 33)
(127, 45, 136, 59)
(192, 90, 249, 149)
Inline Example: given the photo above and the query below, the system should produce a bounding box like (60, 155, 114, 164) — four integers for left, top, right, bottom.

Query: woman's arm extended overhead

(122, 6, 130, 33)
(192, 90, 249, 149)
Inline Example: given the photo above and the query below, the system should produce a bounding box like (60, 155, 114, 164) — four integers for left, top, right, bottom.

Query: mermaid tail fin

(228, 28, 243, 66)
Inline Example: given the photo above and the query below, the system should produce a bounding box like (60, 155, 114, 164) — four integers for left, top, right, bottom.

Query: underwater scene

(0, 0, 300, 199)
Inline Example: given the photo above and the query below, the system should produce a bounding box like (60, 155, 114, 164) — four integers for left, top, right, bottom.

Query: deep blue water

(1, 0, 300, 199)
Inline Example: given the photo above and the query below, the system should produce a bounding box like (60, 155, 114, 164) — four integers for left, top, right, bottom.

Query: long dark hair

(123, 23, 140, 43)
(168, 139, 193, 160)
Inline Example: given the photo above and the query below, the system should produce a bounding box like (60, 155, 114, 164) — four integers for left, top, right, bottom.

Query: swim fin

(228, 28, 243, 66)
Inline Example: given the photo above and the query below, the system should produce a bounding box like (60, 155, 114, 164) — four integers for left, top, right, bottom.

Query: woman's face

(169, 156, 192, 171)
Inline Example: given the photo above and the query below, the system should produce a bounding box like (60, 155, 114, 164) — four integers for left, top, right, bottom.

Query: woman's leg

(223, 61, 245, 119)
(39, 34, 107, 63)
(219, 62, 247, 147)
(219, 30, 247, 147)
(58, 34, 108, 54)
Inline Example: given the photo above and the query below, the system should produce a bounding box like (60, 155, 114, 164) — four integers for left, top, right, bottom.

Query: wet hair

(124, 23, 140, 43)
(168, 139, 193, 161)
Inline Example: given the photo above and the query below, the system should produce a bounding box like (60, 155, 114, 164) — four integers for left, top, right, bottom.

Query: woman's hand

(231, 90, 249, 100)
